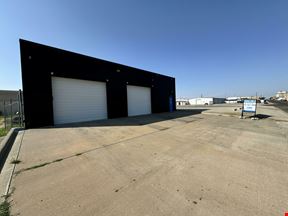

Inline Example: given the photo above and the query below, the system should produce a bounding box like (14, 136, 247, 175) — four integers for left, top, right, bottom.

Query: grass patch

(0, 201, 10, 216)
(10, 159, 21, 164)
(0, 128, 8, 137)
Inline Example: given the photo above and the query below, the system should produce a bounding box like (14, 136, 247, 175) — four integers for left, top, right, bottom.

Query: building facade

(176, 98, 189, 106)
(189, 97, 225, 105)
(20, 39, 176, 128)
(276, 91, 288, 101)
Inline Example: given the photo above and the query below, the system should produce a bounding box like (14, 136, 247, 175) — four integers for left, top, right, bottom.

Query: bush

(0, 201, 10, 216)
(0, 128, 8, 137)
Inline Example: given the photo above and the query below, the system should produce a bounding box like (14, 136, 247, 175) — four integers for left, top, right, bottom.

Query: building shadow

(52, 109, 208, 128)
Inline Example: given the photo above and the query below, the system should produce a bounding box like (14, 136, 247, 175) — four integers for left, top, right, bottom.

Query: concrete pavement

(8, 105, 288, 216)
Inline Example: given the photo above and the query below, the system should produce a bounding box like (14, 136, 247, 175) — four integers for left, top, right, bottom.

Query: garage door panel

(127, 85, 151, 116)
(52, 77, 107, 124)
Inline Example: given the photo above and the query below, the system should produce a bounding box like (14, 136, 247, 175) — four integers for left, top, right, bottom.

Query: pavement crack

(15, 118, 202, 174)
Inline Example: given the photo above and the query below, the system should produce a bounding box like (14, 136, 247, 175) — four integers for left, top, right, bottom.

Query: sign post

(241, 99, 257, 118)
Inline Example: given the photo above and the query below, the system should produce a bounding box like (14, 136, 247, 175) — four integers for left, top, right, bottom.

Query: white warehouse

(189, 97, 225, 105)
(176, 98, 190, 106)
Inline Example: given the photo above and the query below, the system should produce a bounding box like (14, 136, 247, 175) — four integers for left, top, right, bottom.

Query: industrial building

(225, 97, 240, 104)
(176, 98, 189, 106)
(188, 97, 225, 105)
(276, 91, 288, 101)
(0, 90, 19, 115)
(20, 39, 176, 129)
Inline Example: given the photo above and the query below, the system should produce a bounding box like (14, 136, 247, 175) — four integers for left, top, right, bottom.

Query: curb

(0, 128, 23, 202)
(0, 128, 21, 171)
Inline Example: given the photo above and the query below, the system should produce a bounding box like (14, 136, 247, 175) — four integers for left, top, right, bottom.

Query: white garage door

(52, 77, 107, 124)
(127, 85, 151, 116)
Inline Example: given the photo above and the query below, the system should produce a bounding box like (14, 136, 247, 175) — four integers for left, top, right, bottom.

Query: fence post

(19, 90, 24, 127)
(4, 100, 6, 130)
(10, 99, 13, 128)
(18, 90, 21, 126)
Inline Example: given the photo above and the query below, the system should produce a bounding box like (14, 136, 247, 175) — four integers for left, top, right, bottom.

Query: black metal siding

(20, 39, 176, 128)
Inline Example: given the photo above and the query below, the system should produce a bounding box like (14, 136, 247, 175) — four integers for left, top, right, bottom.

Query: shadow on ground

(51, 109, 208, 128)
(242, 114, 272, 119)
(254, 114, 271, 119)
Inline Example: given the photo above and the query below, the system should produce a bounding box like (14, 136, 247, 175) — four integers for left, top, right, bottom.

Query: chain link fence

(0, 90, 24, 131)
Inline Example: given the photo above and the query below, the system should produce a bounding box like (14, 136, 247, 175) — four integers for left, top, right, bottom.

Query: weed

(19, 158, 64, 173)
(0, 201, 10, 216)
(0, 128, 8, 137)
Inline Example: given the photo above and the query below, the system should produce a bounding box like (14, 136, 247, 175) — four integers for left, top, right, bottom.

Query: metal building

(189, 97, 225, 105)
(176, 98, 189, 106)
(20, 39, 176, 128)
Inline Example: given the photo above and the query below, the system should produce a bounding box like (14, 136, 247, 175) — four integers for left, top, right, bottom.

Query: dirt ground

(0, 116, 4, 128)
(8, 104, 288, 216)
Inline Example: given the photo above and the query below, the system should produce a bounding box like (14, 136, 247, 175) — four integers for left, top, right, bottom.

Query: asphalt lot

(271, 100, 288, 113)
(8, 104, 288, 216)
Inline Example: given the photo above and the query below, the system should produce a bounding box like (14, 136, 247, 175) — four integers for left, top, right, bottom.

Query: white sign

(243, 100, 257, 112)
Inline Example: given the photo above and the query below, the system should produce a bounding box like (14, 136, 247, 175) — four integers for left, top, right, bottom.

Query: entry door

(52, 77, 107, 124)
(127, 85, 151, 116)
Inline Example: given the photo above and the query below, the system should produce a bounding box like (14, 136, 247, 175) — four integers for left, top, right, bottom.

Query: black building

(20, 39, 176, 129)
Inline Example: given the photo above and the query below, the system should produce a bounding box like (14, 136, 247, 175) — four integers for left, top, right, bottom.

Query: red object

(285, 213, 288, 216)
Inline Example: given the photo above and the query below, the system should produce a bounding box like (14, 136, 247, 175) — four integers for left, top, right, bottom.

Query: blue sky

(0, 0, 288, 98)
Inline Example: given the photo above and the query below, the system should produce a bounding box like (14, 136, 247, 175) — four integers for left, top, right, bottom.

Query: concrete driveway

(9, 106, 288, 216)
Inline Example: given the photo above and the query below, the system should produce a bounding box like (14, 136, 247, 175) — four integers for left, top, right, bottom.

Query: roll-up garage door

(52, 77, 107, 124)
(127, 85, 151, 116)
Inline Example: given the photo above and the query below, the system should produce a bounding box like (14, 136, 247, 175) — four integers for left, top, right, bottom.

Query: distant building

(176, 98, 189, 106)
(225, 96, 266, 104)
(189, 97, 225, 105)
(0, 90, 19, 115)
(276, 91, 288, 101)
(225, 97, 239, 104)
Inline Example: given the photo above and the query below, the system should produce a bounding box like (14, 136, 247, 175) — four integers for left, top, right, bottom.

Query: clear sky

(1, 0, 288, 98)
